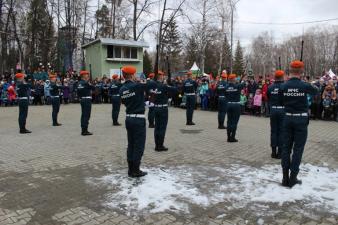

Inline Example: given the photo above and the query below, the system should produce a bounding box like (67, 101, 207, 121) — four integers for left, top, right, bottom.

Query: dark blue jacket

(153, 81, 177, 105)
(216, 80, 227, 97)
(183, 79, 198, 94)
(225, 82, 245, 102)
(109, 81, 122, 96)
(280, 77, 318, 114)
(77, 80, 94, 98)
(120, 80, 146, 114)
(50, 82, 63, 96)
(16, 82, 30, 98)
(267, 81, 284, 106)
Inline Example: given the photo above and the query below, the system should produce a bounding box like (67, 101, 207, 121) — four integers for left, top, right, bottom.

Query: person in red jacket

(262, 79, 271, 117)
(7, 82, 16, 106)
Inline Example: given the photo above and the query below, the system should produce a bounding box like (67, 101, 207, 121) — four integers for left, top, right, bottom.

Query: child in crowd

(253, 89, 262, 116)
(240, 89, 247, 114)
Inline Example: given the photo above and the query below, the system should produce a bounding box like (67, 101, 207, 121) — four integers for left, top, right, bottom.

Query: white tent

(328, 69, 336, 78)
(190, 62, 200, 71)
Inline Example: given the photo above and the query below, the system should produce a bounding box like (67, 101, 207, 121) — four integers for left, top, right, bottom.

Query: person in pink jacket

(253, 89, 262, 116)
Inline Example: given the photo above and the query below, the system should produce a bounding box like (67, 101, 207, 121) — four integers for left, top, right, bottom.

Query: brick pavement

(0, 104, 337, 225)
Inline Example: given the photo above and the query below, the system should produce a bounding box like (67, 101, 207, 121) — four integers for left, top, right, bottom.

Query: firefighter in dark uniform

(146, 73, 156, 128)
(49, 74, 63, 126)
(267, 70, 285, 159)
(153, 71, 177, 151)
(216, 72, 228, 129)
(109, 74, 122, 126)
(183, 71, 198, 125)
(77, 70, 95, 136)
(15, 72, 32, 134)
(225, 74, 245, 142)
(280, 60, 318, 188)
(119, 66, 147, 178)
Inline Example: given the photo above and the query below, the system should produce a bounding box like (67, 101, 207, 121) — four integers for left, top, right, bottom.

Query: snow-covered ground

(89, 164, 338, 216)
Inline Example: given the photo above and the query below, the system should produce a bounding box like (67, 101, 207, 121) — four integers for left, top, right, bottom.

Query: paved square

(0, 104, 337, 225)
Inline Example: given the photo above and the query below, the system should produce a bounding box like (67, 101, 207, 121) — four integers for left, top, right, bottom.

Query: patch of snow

(89, 164, 338, 215)
(257, 218, 264, 225)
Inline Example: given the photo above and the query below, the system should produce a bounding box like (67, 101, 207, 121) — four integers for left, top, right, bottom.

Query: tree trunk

(1, 0, 14, 74)
(82, 0, 88, 68)
(133, 0, 137, 40)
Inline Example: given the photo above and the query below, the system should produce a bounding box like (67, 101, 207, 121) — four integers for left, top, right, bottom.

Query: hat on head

(112, 74, 119, 79)
(148, 73, 155, 79)
(275, 70, 285, 78)
(290, 60, 304, 69)
(221, 73, 227, 79)
(186, 70, 193, 76)
(122, 66, 136, 75)
(15, 73, 25, 79)
(80, 70, 90, 76)
(228, 74, 237, 80)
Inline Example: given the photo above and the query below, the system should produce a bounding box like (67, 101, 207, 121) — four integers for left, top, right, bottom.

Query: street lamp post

(230, 0, 241, 74)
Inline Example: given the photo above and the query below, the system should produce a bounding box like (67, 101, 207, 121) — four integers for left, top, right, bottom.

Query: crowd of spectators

(1, 68, 337, 122)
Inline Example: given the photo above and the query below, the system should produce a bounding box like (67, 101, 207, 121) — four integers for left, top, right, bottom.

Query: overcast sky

(92, 0, 338, 51)
(234, 0, 338, 47)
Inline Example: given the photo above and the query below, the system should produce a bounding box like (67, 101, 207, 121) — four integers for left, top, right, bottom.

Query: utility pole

(218, 16, 225, 76)
(230, 0, 241, 74)
(200, 0, 207, 76)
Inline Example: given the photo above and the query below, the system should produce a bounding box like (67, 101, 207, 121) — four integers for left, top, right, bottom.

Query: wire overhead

(239, 17, 338, 25)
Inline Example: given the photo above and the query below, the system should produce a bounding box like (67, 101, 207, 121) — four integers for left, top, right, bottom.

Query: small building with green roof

(82, 38, 149, 79)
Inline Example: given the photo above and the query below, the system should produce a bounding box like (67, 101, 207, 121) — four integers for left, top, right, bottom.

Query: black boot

(227, 130, 231, 142)
(20, 128, 32, 134)
(231, 130, 238, 142)
(53, 122, 62, 126)
(127, 161, 133, 176)
(148, 123, 155, 128)
(113, 121, 121, 126)
(81, 128, 93, 136)
(186, 121, 195, 125)
(276, 147, 282, 159)
(218, 123, 226, 129)
(271, 147, 278, 159)
(282, 169, 289, 187)
(289, 172, 302, 188)
(155, 138, 168, 151)
(129, 161, 147, 178)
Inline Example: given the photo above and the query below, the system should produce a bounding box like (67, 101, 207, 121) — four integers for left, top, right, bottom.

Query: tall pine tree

(161, 19, 182, 71)
(233, 40, 244, 76)
(222, 35, 232, 72)
(96, 4, 111, 38)
(143, 50, 152, 76)
(26, 0, 55, 67)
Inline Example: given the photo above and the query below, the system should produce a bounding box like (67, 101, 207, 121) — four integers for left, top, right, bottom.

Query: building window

(131, 48, 138, 59)
(107, 46, 114, 58)
(107, 45, 138, 59)
(114, 46, 121, 58)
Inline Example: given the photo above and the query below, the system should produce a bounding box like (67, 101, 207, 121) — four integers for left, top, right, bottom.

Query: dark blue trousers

(281, 116, 308, 174)
(148, 106, 155, 126)
(227, 103, 241, 132)
(186, 95, 196, 123)
(18, 99, 28, 130)
(125, 117, 146, 162)
(270, 108, 285, 148)
(218, 98, 227, 125)
(111, 96, 121, 123)
(51, 97, 60, 125)
(154, 107, 168, 146)
(80, 99, 92, 129)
